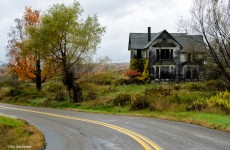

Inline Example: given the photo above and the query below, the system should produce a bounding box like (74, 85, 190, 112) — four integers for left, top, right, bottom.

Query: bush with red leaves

(125, 70, 142, 79)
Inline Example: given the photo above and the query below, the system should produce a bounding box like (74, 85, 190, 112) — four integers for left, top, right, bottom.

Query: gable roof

(144, 30, 182, 49)
(128, 30, 205, 52)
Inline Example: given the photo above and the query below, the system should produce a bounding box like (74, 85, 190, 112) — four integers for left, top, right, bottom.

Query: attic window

(163, 38, 167, 42)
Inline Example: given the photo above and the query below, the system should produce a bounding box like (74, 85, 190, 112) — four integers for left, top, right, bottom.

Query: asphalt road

(0, 103, 230, 150)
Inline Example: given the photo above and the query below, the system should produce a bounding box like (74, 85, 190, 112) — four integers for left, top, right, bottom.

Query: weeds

(112, 93, 131, 106)
(208, 91, 230, 114)
(131, 94, 150, 110)
(1, 70, 230, 132)
(0, 116, 45, 150)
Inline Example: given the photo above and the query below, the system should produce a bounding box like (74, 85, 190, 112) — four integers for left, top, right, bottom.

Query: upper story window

(161, 49, 170, 59)
(187, 53, 198, 62)
(156, 49, 173, 60)
(187, 54, 192, 61)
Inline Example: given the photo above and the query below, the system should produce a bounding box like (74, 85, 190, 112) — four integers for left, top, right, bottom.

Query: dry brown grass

(23, 122, 46, 150)
(0, 116, 45, 150)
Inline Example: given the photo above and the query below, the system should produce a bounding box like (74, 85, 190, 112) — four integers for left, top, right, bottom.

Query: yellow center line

(0, 105, 162, 150)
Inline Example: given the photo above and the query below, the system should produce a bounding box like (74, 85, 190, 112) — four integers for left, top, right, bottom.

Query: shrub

(103, 85, 117, 93)
(84, 91, 98, 101)
(130, 77, 144, 84)
(208, 91, 230, 114)
(173, 84, 181, 90)
(145, 87, 172, 97)
(6, 87, 22, 96)
(205, 80, 224, 91)
(131, 95, 150, 110)
(30, 97, 48, 106)
(149, 100, 172, 111)
(186, 99, 208, 111)
(130, 58, 145, 73)
(54, 90, 66, 101)
(21, 86, 42, 98)
(186, 82, 204, 91)
(125, 70, 142, 79)
(46, 82, 65, 93)
(113, 93, 131, 106)
(138, 59, 150, 83)
(171, 91, 200, 104)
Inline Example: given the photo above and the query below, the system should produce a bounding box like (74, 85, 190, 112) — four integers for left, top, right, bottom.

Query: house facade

(128, 27, 206, 81)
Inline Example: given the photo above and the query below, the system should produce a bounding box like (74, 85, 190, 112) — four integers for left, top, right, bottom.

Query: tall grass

(0, 116, 45, 150)
(1, 71, 230, 132)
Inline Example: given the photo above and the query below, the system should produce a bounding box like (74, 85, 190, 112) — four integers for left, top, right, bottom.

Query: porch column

(184, 67, 186, 80)
(159, 48, 161, 61)
(191, 67, 193, 80)
(159, 66, 161, 79)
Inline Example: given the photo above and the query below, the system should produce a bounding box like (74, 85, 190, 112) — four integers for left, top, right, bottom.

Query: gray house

(128, 27, 206, 81)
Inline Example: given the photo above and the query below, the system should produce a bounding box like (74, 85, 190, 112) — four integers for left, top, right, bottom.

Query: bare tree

(179, 0, 230, 90)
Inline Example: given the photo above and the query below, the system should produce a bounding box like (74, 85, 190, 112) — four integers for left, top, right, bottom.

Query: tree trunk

(72, 83, 82, 103)
(35, 60, 42, 91)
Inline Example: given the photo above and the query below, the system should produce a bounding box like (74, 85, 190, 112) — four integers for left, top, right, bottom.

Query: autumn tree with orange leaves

(7, 7, 55, 91)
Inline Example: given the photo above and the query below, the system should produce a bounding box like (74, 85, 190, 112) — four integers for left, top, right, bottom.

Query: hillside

(0, 63, 8, 80)
(92, 62, 129, 72)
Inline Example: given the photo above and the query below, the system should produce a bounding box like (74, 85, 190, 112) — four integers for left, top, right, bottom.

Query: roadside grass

(0, 115, 45, 150)
(0, 70, 230, 132)
(47, 102, 230, 132)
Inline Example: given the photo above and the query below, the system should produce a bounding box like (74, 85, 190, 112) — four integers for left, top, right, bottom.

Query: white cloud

(0, 0, 193, 63)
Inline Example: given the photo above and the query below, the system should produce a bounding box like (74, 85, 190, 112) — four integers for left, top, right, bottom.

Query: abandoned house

(128, 27, 206, 81)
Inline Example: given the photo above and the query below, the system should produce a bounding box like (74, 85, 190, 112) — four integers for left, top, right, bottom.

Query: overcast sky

(0, 0, 193, 64)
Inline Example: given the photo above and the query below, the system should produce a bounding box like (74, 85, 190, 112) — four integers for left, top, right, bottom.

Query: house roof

(128, 30, 205, 52)
(144, 30, 183, 49)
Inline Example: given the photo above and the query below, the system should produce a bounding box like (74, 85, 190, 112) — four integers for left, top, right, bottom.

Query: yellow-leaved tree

(7, 7, 56, 90)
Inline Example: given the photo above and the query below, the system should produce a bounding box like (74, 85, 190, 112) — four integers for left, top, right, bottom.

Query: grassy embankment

(0, 115, 45, 150)
(0, 70, 230, 132)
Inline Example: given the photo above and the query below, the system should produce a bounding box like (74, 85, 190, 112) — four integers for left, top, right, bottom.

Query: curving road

(0, 103, 230, 150)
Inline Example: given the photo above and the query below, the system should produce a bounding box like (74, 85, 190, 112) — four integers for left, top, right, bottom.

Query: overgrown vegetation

(1, 69, 230, 132)
(128, 58, 150, 84)
(0, 116, 45, 150)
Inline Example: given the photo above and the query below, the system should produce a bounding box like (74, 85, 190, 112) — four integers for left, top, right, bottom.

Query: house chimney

(148, 27, 151, 42)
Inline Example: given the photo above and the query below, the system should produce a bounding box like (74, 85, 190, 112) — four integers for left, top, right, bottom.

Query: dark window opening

(161, 49, 170, 59)
(187, 54, 192, 62)
(156, 49, 159, 60)
(186, 68, 192, 79)
(156, 67, 159, 79)
(137, 50, 142, 59)
(193, 69, 199, 79)
(170, 67, 175, 79)
(160, 67, 170, 79)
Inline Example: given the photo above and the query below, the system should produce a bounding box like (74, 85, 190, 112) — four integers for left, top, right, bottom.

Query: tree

(35, 1, 105, 102)
(130, 58, 145, 73)
(179, 0, 230, 90)
(7, 7, 55, 91)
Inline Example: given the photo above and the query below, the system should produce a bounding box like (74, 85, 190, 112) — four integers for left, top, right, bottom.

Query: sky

(0, 0, 193, 64)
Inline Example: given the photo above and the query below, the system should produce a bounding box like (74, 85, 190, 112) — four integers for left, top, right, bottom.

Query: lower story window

(160, 67, 170, 79)
(155, 66, 175, 79)
(185, 67, 199, 79)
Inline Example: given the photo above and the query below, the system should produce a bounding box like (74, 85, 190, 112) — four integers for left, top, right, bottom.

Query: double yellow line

(0, 105, 162, 150)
